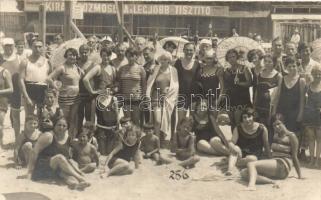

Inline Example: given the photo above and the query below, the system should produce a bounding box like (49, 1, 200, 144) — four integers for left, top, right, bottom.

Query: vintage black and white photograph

(0, 0, 320, 199)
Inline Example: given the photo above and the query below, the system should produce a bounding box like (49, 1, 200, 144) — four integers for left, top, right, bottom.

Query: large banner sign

(25, 2, 229, 17)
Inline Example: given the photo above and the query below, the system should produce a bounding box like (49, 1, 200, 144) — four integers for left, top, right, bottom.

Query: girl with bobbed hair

(240, 114, 302, 191)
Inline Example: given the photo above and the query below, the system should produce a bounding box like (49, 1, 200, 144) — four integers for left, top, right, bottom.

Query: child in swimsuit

(81, 121, 98, 150)
(140, 123, 172, 165)
(71, 131, 99, 173)
(175, 117, 200, 169)
(102, 125, 141, 177)
(14, 114, 41, 167)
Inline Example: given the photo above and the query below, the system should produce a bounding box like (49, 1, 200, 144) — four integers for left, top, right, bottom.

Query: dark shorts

(25, 81, 47, 105)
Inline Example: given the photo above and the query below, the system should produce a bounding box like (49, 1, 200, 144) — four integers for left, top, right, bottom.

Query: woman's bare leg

(197, 140, 218, 155)
(69, 103, 79, 139)
(315, 128, 321, 168)
(244, 159, 279, 190)
(305, 126, 316, 165)
(236, 155, 258, 168)
(0, 111, 5, 147)
(153, 107, 164, 147)
(21, 142, 33, 164)
(59, 171, 79, 188)
(210, 137, 230, 156)
(226, 145, 242, 175)
(107, 159, 133, 177)
(50, 155, 85, 182)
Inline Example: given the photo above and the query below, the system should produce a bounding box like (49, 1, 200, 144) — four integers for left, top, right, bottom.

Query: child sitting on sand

(140, 123, 172, 165)
(71, 131, 100, 173)
(102, 125, 141, 177)
(174, 116, 200, 169)
(81, 121, 98, 150)
(14, 114, 41, 167)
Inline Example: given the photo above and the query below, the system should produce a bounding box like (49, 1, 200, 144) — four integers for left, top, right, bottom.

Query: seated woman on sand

(194, 101, 232, 156)
(23, 116, 90, 190)
(225, 107, 270, 175)
(240, 114, 303, 190)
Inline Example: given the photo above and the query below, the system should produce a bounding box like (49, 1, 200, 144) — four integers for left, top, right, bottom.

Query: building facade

(22, 1, 272, 42)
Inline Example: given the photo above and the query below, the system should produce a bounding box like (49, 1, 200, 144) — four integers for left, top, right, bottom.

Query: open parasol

(159, 37, 189, 58)
(311, 38, 321, 63)
(49, 38, 87, 68)
(216, 36, 265, 68)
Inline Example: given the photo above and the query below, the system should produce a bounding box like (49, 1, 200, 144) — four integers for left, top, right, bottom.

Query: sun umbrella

(159, 37, 189, 58)
(311, 38, 321, 63)
(49, 38, 87, 68)
(216, 36, 265, 68)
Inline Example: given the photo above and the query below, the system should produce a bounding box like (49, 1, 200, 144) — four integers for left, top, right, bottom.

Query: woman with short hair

(146, 51, 179, 148)
(240, 114, 302, 191)
(47, 48, 82, 138)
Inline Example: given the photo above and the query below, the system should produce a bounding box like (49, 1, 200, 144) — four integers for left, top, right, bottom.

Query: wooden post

(119, 2, 124, 43)
(64, 1, 72, 40)
(115, 1, 124, 43)
(39, 4, 46, 44)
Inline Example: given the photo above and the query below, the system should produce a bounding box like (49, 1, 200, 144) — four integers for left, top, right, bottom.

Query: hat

(200, 39, 211, 45)
(120, 117, 131, 124)
(2, 38, 14, 45)
(101, 36, 113, 43)
(143, 123, 154, 130)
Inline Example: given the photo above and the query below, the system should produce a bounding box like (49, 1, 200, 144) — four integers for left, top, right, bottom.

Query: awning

(229, 10, 270, 18)
(272, 14, 321, 20)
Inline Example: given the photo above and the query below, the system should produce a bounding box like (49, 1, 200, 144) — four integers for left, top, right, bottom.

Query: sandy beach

(0, 111, 320, 200)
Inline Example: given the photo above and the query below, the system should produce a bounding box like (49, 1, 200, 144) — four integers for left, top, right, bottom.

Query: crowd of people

(0, 31, 320, 191)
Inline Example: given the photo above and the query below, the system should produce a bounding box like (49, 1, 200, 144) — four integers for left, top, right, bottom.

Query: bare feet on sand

(245, 186, 256, 191)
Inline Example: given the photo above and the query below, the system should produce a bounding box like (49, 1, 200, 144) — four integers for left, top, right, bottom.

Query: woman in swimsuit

(117, 48, 146, 127)
(247, 49, 264, 103)
(222, 49, 253, 129)
(226, 108, 270, 175)
(147, 51, 179, 148)
(24, 116, 90, 190)
(273, 56, 306, 134)
(303, 65, 321, 167)
(241, 114, 303, 191)
(254, 54, 282, 142)
(47, 48, 82, 138)
(192, 50, 229, 155)
(83, 48, 118, 155)
(48, 48, 83, 138)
